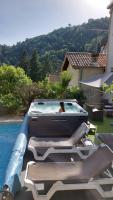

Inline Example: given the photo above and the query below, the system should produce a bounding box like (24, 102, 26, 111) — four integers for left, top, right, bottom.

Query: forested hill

(0, 17, 109, 75)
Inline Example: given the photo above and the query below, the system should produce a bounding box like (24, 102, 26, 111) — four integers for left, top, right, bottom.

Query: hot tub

(28, 99, 88, 138)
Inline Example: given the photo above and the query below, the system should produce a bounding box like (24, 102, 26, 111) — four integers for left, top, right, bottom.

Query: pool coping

(0, 115, 23, 123)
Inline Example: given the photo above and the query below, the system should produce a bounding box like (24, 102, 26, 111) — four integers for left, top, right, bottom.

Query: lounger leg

(24, 161, 38, 200)
(25, 164, 113, 200)
(29, 146, 97, 161)
(27, 180, 113, 200)
(47, 180, 113, 199)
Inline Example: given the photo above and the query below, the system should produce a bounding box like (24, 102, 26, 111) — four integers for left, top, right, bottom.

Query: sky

(0, 0, 111, 45)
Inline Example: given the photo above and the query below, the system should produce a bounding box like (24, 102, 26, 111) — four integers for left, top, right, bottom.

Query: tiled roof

(62, 52, 107, 70)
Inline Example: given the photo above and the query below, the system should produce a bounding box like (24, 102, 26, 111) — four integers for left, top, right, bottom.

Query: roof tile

(64, 52, 107, 69)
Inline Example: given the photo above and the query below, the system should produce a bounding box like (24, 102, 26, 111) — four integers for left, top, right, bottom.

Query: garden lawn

(88, 116, 113, 142)
(91, 116, 113, 133)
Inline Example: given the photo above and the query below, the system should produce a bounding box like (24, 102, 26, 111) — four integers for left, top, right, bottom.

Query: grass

(91, 116, 113, 133)
(88, 116, 113, 142)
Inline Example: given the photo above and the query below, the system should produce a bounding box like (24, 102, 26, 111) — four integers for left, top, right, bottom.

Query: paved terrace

(15, 153, 113, 200)
(0, 115, 23, 123)
(0, 116, 112, 200)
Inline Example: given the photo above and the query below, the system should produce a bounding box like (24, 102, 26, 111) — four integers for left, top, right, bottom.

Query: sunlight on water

(31, 102, 83, 113)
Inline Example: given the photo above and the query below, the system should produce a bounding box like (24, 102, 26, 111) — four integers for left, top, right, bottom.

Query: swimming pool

(0, 122, 22, 191)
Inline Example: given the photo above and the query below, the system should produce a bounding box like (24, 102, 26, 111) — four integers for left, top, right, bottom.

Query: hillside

(0, 17, 109, 74)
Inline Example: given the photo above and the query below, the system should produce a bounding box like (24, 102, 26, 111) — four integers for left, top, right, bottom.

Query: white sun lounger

(24, 145, 113, 200)
(28, 122, 94, 161)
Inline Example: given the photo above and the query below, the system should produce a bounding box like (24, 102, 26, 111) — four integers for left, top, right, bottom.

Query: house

(83, 1, 113, 105)
(62, 2, 113, 106)
(62, 52, 107, 105)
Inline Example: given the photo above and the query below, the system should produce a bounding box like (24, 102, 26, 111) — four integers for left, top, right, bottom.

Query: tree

(16, 82, 40, 111)
(102, 83, 113, 94)
(102, 83, 113, 103)
(42, 52, 54, 74)
(0, 65, 32, 113)
(19, 50, 30, 75)
(0, 93, 21, 113)
(32, 74, 85, 103)
(52, 71, 72, 98)
(30, 50, 43, 81)
(60, 71, 71, 88)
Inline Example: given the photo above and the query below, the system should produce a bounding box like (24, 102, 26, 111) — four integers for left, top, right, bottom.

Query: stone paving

(15, 153, 112, 200)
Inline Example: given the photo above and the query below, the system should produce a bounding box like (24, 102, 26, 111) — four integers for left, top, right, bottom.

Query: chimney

(91, 52, 99, 67)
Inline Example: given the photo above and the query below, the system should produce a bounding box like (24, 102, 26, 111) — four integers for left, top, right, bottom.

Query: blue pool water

(30, 101, 85, 113)
(0, 122, 22, 190)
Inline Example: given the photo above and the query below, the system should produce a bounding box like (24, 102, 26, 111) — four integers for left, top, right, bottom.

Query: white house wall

(67, 64, 79, 87)
(82, 68, 104, 80)
(67, 64, 104, 88)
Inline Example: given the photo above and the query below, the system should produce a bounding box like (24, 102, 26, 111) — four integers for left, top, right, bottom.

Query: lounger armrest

(96, 133, 113, 152)
(69, 122, 90, 144)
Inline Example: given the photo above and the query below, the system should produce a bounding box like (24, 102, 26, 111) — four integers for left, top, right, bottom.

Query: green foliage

(19, 50, 30, 75)
(0, 65, 31, 94)
(0, 65, 32, 113)
(0, 65, 86, 113)
(41, 52, 54, 74)
(30, 50, 43, 81)
(0, 94, 22, 113)
(64, 87, 86, 106)
(102, 83, 113, 101)
(15, 82, 41, 111)
(60, 71, 71, 88)
(0, 17, 109, 78)
(35, 75, 85, 104)
(102, 83, 113, 94)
